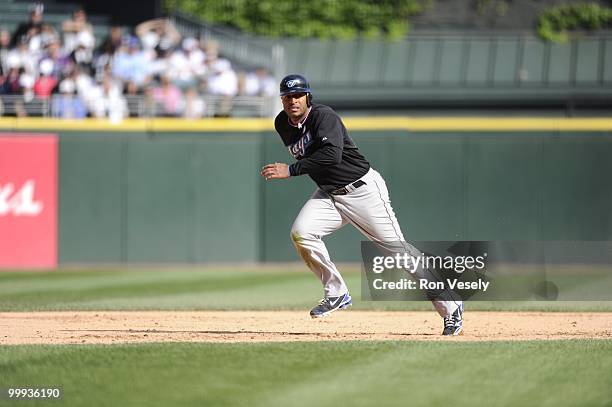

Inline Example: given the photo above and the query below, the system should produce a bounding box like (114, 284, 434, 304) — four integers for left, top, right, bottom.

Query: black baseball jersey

(274, 104, 370, 193)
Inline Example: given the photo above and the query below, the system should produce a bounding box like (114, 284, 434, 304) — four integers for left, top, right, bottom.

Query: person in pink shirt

(33, 59, 57, 99)
(150, 75, 182, 117)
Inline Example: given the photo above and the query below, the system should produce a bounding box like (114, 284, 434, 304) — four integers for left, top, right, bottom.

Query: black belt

(330, 180, 366, 195)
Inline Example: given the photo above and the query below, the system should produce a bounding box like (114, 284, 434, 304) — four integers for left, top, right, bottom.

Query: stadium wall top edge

(0, 117, 610, 132)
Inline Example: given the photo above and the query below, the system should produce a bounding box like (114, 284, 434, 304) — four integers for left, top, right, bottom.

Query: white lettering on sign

(0, 180, 44, 216)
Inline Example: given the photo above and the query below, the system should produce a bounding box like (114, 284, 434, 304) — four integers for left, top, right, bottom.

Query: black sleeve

(314, 112, 344, 148)
(290, 113, 343, 176)
(290, 144, 342, 175)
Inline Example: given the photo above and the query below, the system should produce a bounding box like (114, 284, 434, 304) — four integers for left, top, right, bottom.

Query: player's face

(281, 92, 308, 122)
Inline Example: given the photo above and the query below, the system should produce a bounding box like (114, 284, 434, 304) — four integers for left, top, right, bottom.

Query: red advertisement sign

(0, 135, 57, 268)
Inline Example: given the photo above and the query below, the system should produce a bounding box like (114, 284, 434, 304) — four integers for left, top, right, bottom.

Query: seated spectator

(0, 29, 11, 75)
(10, 3, 44, 48)
(43, 37, 72, 79)
(67, 65, 97, 113)
(0, 4, 248, 119)
(207, 58, 238, 97)
(242, 67, 276, 97)
(33, 59, 57, 99)
(167, 37, 205, 90)
(29, 23, 57, 57)
(203, 40, 219, 72)
(124, 80, 140, 96)
(207, 58, 237, 118)
(69, 31, 95, 75)
(93, 26, 123, 83)
(15, 72, 35, 116)
(71, 65, 94, 97)
(19, 72, 35, 100)
(52, 78, 87, 118)
(112, 36, 150, 90)
(7, 36, 38, 77)
(183, 87, 205, 119)
(89, 74, 128, 122)
(150, 75, 183, 117)
(97, 26, 123, 56)
(0, 66, 22, 95)
(62, 7, 93, 53)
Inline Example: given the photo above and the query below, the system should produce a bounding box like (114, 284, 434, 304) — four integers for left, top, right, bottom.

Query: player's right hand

(261, 162, 290, 180)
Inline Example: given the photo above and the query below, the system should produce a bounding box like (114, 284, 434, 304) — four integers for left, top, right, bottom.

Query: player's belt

(330, 180, 366, 196)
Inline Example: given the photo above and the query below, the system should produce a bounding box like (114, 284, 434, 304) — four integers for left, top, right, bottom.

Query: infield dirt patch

(1, 311, 611, 344)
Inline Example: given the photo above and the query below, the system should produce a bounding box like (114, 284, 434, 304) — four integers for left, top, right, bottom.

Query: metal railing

(169, 12, 284, 115)
(170, 12, 286, 79)
(0, 94, 276, 118)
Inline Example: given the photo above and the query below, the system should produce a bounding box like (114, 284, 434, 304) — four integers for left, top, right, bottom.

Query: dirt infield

(1, 311, 611, 344)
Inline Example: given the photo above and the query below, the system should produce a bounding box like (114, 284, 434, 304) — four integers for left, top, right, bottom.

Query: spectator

(33, 59, 57, 99)
(0, 6, 258, 119)
(28, 22, 57, 57)
(203, 40, 219, 71)
(7, 36, 38, 76)
(19, 72, 35, 99)
(52, 78, 87, 118)
(207, 58, 237, 118)
(62, 7, 93, 53)
(124, 80, 140, 96)
(93, 26, 123, 83)
(89, 74, 127, 122)
(183, 87, 205, 119)
(0, 66, 22, 95)
(150, 75, 182, 117)
(242, 67, 276, 97)
(69, 31, 95, 75)
(43, 38, 71, 79)
(135, 18, 180, 57)
(112, 36, 150, 90)
(97, 26, 123, 55)
(71, 65, 96, 110)
(0, 29, 11, 75)
(10, 3, 44, 48)
(207, 59, 238, 97)
(167, 37, 205, 89)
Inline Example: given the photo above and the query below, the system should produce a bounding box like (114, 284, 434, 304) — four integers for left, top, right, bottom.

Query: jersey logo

(288, 131, 313, 159)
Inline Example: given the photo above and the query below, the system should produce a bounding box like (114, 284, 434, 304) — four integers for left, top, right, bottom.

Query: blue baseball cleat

(310, 293, 352, 318)
(442, 304, 464, 336)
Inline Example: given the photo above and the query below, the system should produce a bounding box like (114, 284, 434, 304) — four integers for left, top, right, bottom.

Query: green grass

(0, 267, 611, 312)
(1, 268, 611, 406)
(0, 340, 611, 407)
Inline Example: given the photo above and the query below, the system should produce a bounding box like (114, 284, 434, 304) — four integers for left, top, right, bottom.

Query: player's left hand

(261, 163, 290, 180)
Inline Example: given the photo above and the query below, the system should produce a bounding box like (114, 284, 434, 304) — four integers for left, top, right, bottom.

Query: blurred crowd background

(0, 2, 276, 119)
(0, 0, 610, 119)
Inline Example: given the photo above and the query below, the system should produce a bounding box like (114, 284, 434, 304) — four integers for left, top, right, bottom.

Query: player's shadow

(60, 329, 436, 337)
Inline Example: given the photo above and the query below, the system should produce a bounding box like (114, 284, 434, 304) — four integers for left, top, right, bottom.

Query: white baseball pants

(290, 167, 463, 318)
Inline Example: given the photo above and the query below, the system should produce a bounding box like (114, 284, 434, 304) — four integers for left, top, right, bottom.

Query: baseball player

(261, 74, 464, 335)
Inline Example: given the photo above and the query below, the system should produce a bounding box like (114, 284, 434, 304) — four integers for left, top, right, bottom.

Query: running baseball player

(261, 74, 464, 335)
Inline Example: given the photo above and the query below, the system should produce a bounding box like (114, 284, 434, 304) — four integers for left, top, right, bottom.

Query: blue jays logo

(288, 131, 313, 159)
(286, 79, 300, 87)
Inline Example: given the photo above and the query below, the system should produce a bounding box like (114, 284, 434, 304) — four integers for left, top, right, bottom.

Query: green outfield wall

(3, 118, 611, 264)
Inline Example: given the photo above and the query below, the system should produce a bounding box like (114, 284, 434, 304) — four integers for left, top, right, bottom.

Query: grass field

(1, 267, 611, 407)
(1, 341, 611, 407)
(1, 267, 611, 312)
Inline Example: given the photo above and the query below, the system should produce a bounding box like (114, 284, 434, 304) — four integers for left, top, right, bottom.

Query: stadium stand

(0, 1, 277, 118)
